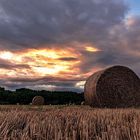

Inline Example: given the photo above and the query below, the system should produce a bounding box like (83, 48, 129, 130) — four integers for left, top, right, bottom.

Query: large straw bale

(84, 65, 140, 108)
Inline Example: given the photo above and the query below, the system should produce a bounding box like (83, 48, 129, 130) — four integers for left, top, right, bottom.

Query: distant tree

(0, 87, 84, 105)
(0, 87, 5, 92)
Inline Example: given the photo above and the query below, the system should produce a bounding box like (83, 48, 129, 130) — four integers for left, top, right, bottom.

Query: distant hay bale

(84, 65, 140, 108)
(32, 96, 45, 105)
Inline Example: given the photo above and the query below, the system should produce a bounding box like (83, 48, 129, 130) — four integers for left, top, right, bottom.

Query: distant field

(0, 105, 140, 140)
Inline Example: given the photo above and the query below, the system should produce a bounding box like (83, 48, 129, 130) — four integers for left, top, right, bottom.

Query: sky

(0, 0, 140, 92)
(127, 0, 140, 16)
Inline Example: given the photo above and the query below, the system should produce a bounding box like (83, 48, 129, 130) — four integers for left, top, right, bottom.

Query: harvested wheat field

(0, 106, 140, 140)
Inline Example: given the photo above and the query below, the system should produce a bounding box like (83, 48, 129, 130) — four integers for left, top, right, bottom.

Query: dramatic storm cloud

(0, 0, 139, 91)
(0, 0, 127, 48)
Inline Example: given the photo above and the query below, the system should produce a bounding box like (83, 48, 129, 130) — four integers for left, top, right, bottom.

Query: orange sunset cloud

(0, 48, 80, 78)
(0, 43, 102, 91)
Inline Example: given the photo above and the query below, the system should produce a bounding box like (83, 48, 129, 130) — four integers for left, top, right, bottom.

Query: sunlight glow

(0, 51, 13, 60)
(75, 81, 86, 89)
(33, 65, 69, 76)
(25, 49, 59, 59)
(85, 46, 100, 52)
(0, 47, 81, 78)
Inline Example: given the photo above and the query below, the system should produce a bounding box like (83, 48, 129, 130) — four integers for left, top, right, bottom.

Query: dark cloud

(8, 76, 85, 84)
(125, 16, 140, 51)
(0, 59, 30, 69)
(0, 76, 83, 92)
(58, 57, 78, 61)
(0, 64, 30, 69)
(0, 0, 127, 49)
(77, 15, 140, 75)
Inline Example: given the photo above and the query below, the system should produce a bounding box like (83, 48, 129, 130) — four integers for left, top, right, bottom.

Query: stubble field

(0, 105, 140, 140)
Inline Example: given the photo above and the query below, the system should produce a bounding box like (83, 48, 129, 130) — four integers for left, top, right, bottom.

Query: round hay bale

(32, 96, 45, 105)
(84, 65, 140, 108)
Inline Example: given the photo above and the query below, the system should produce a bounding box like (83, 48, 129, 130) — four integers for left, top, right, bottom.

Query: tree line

(0, 87, 84, 105)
